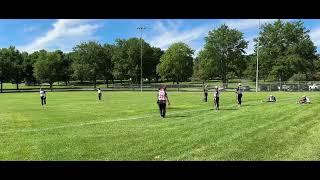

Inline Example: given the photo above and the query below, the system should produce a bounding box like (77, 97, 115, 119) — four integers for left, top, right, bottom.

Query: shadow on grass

(220, 108, 238, 111)
(167, 107, 184, 110)
(210, 108, 238, 111)
(240, 104, 251, 107)
(168, 114, 189, 118)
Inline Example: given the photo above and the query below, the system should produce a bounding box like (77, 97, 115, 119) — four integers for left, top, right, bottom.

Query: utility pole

(137, 26, 146, 92)
(256, 19, 261, 92)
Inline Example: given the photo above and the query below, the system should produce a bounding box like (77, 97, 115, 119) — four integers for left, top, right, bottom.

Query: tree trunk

(177, 81, 180, 92)
(50, 83, 53, 92)
(16, 83, 19, 90)
(65, 81, 68, 86)
(120, 79, 123, 85)
(0, 82, 2, 93)
(222, 75, 227, 88)
(93, 79, 97, 89)
(106, 79, 109, 88)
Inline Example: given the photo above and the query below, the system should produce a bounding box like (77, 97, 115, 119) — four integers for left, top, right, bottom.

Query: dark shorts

(158, 100, 167, 117)
(214, 97, 219, 108)
(238, 94, 242, 104)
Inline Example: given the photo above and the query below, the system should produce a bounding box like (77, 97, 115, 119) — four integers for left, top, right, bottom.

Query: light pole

(137, 26, 146, 92)
(256, 19, 261, 92)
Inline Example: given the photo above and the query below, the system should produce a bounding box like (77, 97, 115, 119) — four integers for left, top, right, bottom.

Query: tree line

(0, 20, 320, 92)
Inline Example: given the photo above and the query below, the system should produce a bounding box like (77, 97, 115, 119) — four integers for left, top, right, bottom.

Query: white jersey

(214, 89, 220, 97)
(98, 89, 102, 94)
(268, 96, 276, 101)
(40, 90, 45, 97)
(306, 97, 311, 103)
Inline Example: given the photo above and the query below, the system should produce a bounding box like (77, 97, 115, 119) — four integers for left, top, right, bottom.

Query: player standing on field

(235, 83, 243, 107)
(98, 88, 102, 100)
(157, 86, 170, 118)
(203, 84, 208, 102)
(213, 86, 221, 110)
(40, 88, 46, 106)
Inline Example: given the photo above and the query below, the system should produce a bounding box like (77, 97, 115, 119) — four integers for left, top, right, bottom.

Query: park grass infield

(0, 91, 320, 160)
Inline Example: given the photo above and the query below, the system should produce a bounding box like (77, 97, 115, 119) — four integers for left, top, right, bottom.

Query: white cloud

(245, 36, 257, 54)
(222, 19, 273, 30)
(310, 27, 320, 47)
(220, 19, 285, 31)
(148, 20, 212, 51)
(18, 19, 101, 53)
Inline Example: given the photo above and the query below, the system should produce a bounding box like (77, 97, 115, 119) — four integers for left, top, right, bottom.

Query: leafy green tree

(157, 42, 194, 84)
(33, 50, 63, 91)
(100, 44, 114, 87)
(195, 24, 248, 84)
(250, 20, 319, 81)
(55, 51, 73, 86)
(22, 52, 37, 86)
(193, 50, 217, 82)
(112, 38, 160, 84)
(7, 47, 24, 90)
(0, 48, 14, 92)
(72, 41, 105, 88)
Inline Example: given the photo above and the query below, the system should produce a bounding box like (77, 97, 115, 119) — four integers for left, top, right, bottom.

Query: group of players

(38, 84, 312, 118)
(203, 83, 243, 111)
(155, 83, 312, 118)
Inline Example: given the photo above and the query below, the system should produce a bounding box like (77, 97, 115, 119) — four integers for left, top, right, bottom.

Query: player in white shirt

(235, 83, 243, 107)
(266, 95, 276, 102)
(297, 95, 311, 104)
(39, 88, 46, 106)
(97, 88, 102, 100)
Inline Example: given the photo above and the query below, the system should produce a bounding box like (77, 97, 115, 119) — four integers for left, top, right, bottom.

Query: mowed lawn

(0, 91, 320, 160)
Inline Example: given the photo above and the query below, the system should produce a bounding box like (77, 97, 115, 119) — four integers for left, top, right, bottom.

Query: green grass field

(0, 91, 319, 160)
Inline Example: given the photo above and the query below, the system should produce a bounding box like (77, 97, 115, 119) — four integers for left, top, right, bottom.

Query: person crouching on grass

(297, 95, 311, 104)
(266, 95, 276, 102)
(97, 88, 102, 100)
(235, 83, 243, 107)
(213, 86, 221, 110)
(157, 86, 170, 118)
(40, 88, 46, 107)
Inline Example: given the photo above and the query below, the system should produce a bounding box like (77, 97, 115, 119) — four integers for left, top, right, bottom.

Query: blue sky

(1, 19, 320, 55)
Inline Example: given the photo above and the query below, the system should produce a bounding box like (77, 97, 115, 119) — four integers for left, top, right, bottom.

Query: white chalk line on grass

(0, 108, 210, 134)
(0, 96, 302, 135)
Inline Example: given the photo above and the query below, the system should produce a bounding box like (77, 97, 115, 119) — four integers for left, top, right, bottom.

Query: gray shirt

(236, 87, 243, 94)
